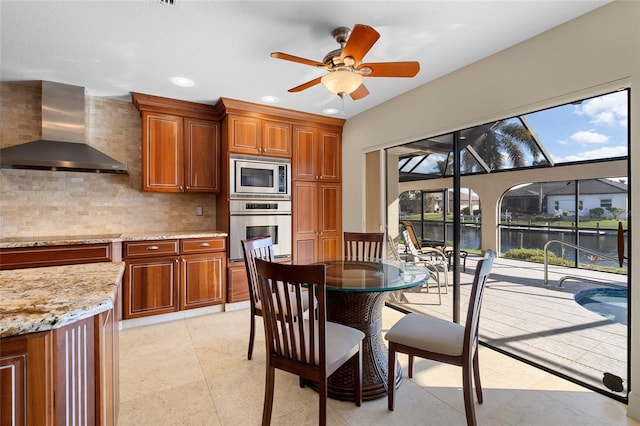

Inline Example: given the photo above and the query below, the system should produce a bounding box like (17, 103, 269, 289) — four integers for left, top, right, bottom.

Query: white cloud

(574, 91, 627, 127)
(553, 145, 627, 162)
(569, 130, 609, 144)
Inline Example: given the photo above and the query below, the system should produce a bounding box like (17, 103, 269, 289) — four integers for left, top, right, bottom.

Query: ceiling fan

(271, 24, 420, 101)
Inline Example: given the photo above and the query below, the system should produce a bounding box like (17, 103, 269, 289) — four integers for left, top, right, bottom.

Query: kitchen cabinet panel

(263, 120, 292, 157)
(181, 252, 225, 309)
(133, 93, 221, 193)
(0, 243, 115, 270)
(123, 237, 226, 319)
(185, 118, 220, 192)
(124, 257, 179, 319)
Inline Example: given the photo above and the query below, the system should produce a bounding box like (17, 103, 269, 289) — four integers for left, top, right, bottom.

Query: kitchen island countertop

(0, 261, 125, 338)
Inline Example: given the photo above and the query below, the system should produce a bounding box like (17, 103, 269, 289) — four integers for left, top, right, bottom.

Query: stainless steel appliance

(229, 199, 292, 261)
(230, 155, 290, 199)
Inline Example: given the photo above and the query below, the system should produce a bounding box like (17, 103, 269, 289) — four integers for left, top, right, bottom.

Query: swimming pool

(574, 287, 628, 325)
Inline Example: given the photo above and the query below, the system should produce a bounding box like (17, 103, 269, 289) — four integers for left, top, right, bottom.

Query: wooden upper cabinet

(143, 112, 184, 192)
(292, 125, 341, 182)
(132, 92, 221, 193)
(185, 118, 220, 192)
(228, 115, 261, 154)
(227, 115, 292, 158)
(318, 128, 341, 182)
(262, 120, 292, 157)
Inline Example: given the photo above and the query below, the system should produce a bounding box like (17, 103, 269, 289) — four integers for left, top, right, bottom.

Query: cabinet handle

(199, 242, 211, 247)
(147, 245, 160, 250)
(186, 185, 190, 190)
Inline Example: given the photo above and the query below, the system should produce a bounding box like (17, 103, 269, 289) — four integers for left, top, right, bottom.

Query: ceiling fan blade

(349, 84, 369, 100)
(361, 61, 420, 77)
(288, 76, 323, 92)
(271, 52, 326, 68)
(341, 24, 380, 64)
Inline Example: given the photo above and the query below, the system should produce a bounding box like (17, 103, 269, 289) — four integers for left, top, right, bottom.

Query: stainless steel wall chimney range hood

(0, 81, 128, 174)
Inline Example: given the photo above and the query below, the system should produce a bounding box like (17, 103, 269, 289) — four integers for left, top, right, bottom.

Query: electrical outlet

(196, 206, 203, 216)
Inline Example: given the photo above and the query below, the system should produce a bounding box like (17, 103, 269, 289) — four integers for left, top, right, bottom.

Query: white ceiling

(0, 1, 611, 119)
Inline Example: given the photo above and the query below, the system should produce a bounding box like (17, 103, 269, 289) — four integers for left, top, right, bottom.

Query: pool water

(574, 288, 628, 325)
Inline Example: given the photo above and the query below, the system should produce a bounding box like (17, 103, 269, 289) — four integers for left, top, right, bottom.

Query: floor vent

(159, 0, 175, 5)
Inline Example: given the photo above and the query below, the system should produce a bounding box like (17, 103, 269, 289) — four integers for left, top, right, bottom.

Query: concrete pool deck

(389, 254, 629, 398)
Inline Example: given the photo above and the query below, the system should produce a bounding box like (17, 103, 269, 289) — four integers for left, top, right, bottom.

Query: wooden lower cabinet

(292, 181, 342, 263)
(123, 238, 226, 319)
(181, 252, 225, 309)
(0, 308, 119, 426)
(124, 256, 180, 318)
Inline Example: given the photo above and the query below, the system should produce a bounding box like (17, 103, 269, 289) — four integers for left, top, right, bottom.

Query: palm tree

(462, 119, 543, 173)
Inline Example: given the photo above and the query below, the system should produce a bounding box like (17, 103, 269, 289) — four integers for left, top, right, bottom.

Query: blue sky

(523, 90, 628, 165)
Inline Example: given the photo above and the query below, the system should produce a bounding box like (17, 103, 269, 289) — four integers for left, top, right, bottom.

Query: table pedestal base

(310, 291, 401, 401)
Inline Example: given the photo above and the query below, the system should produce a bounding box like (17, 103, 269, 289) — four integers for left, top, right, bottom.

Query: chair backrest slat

(344, 232, 384, 261)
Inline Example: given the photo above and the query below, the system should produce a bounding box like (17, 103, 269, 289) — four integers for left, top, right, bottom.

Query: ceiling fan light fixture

(321, 70, 363, 95)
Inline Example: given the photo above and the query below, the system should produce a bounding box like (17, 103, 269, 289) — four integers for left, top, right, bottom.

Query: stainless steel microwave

(230, 155, 291, 198)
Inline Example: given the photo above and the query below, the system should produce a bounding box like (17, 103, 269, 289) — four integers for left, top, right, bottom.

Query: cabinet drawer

(181, 238, 225, 254)
(0, 244, 112, 270)
(123, 240, 179, 258)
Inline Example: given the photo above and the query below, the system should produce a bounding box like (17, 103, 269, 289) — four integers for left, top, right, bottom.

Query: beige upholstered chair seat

(384, 313, 464, 357)
(280, 320, 365, 365)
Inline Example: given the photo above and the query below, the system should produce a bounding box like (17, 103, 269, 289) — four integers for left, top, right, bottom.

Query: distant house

(502, 179, 628, 217)
(545, 179, 627, 217)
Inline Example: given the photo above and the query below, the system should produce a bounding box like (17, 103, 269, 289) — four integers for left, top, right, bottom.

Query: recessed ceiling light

(171, 77, 194, 87)
(322, 108, 339, 115)
(261, 95, 280, 104)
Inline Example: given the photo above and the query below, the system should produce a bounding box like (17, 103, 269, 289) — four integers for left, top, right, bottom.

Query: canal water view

(416, 221, 627, 269)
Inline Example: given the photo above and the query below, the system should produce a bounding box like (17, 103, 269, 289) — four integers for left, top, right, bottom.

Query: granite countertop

(0, 230, 228, 248)
(0, 262, 125, 338)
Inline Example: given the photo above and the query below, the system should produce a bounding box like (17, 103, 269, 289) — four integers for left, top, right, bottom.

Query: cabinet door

(318, 128, 341, 181)
(318, 183, 342, 261)
(180, 252, 225, 309)
(227, 261, 250, 303)
(292, 180, 318, 264)
(123, 257, 179, 319)
(262, 120, 292, 158)
(1, 332, 53, 425)
(184, 118, 220, 192)
(142, 112, 184, 192)
(292, 125, 317, 180)
(228, 115, 261, 155)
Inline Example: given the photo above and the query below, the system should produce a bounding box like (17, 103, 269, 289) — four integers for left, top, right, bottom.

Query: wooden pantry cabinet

(292, 125, 341, 182)
(132, 93, 222, 193)
(122, 237, 225, 319)
(292, 180, 342, 264)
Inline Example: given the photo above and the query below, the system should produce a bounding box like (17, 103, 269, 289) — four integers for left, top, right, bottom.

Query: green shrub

(503, 248, 573, 266)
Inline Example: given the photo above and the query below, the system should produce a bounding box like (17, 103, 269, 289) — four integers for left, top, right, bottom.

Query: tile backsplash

(0, 82, 217, 238)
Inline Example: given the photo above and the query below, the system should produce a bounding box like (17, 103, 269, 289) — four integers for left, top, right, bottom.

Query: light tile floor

(118, 306, 638, 425)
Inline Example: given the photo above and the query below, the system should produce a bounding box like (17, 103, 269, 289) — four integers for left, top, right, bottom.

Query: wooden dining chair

(385, 250, 495, 426)
(241, 235, 275, 360)
(344, 232, 384, 261)
(242, 235, 316, 359)
(255, 258, 364, 426)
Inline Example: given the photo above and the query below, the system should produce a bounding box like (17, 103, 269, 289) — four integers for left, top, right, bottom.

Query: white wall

(342, 1, 640, 419)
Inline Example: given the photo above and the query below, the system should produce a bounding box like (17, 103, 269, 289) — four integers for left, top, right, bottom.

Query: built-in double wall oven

(228, 155, 292, 261)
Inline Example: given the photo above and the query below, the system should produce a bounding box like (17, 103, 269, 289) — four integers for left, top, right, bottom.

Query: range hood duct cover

(0, 81, 128, 174)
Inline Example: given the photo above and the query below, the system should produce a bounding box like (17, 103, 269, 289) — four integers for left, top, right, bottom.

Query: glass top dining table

(305, 258, 429, 401)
